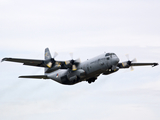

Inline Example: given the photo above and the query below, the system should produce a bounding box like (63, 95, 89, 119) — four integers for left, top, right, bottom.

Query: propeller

(53, 52, 58, 58)
(121, 54, 137, 70)
(65, 53, 81, 71)
(70, 53, 73, 59)
(45, 52, 59, 68)
(53, 52, 61, 66)
(126, 54, 137, 71)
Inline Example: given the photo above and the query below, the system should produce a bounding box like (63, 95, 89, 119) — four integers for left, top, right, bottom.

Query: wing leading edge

(131, 63, 158, 67)
(1, 58, 46, 67)
(1, 57, 67, 68)
(118, 62, 158, 68)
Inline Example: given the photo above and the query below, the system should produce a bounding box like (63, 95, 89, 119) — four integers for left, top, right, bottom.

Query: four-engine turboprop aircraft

(1, 48, 159, 85)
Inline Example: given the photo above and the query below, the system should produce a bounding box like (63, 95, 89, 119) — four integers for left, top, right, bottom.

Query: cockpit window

(105, 53, 110, 56)
(105, 53, 116, 57)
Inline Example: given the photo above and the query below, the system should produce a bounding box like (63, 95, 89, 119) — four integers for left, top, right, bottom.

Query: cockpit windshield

(105, 53, 116, 57)
(105, 53, 110, 56)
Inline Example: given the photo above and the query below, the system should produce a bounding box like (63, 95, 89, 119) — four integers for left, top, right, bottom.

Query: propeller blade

(46, 62, 52, 68)
(75, 58, 81, 63)
(72, 65, 77, 71)
(130, 66, 134, 71)
(70, 53, 73, 59)
(126, 54, 129, 60)
(65, 60, 71, 65)
(53, 52, 58, 58)
(65, 53, 81, 71)
(132, 58, 137, 63)
(130, 58, 137, 70)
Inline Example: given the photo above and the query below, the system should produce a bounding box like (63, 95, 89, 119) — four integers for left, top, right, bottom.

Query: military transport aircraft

(1, 48, 158, 85)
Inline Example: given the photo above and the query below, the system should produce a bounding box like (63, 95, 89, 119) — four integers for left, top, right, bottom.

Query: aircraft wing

(118, 62, 158, 68)
(1, 57, 68, 68)
(131, 63, 158, 67)
(1, 58, 45, 67)
(19, 75, 49, 79)
(56, 61, 68, 69)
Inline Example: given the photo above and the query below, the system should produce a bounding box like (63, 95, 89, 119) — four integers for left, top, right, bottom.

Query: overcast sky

(0, 0, 160, 120)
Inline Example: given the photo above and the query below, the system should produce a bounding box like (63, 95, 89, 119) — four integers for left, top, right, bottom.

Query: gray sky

(0, 0, 160, 120)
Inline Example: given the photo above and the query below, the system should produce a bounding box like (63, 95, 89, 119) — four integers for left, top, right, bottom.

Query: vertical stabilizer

(45, 48, 52, 60)
(44, 48, 53, 73)
(44, 48, 60, 74)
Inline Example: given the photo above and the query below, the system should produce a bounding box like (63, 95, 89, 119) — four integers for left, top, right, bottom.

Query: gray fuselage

(46, 53, 119, 85)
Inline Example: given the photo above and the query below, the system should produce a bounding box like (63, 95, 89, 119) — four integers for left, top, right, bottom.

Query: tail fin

(44, 48, 53, 73)
(45, 48, 52, 60)
(44, 48, 60, 73)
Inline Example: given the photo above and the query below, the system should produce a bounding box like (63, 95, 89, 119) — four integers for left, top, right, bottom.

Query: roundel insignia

(56, 73, 59, 78)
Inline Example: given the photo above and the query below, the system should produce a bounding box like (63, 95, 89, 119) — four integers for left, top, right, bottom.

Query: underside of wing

(1, 58, 45, 67)
(19, 75, 49, 79)
(118, 62, 158, 68)
(131, 63, 158, 67)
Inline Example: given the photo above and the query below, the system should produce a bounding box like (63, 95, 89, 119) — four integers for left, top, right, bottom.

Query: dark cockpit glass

(105, 53, 116, 57)
(105, 53, 110, 56)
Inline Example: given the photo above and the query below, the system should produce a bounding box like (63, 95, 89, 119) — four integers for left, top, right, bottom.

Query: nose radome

(113, 57, 119, 65)
(116, 57, 120, 63)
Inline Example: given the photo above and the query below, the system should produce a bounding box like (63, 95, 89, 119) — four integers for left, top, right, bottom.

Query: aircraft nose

(117, 57, 120, 63)
(113, 57, 119, 65)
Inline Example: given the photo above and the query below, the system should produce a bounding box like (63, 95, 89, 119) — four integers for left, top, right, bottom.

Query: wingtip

(1, 58, 6, 62)
(152, 63, 159, 67)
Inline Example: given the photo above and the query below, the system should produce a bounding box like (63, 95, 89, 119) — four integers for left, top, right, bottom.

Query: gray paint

(1, 48, 158, 85)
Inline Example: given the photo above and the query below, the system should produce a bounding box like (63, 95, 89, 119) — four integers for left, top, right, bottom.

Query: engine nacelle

(118, 61, 131, 68)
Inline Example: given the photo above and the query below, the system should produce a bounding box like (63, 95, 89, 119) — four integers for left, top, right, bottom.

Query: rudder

(44, 48, 53, 73)
(45, 48, 52, 60)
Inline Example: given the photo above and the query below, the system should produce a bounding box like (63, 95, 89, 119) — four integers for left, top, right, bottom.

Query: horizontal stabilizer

(19, 75, 49, 79)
